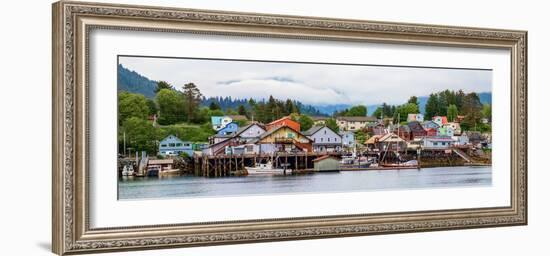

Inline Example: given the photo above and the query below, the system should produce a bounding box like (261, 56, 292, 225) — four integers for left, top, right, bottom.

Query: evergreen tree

(425, 93, 439, 120)
(155, 81, 174, 93)
(447, 104, 458, 122)
(209, 101, 220, 110)
(237, 105, 247, 116)
(181, 83, 203, 122)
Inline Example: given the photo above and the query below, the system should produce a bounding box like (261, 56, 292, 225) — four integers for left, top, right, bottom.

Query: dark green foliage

(462, 92, 483, 129)
(117, 64, 157, 98)
(157, 123, 215, 142)
(394, 103, 419, 122)
(146, 99, 158, 116)
(201, 96, 323, 117)
(447, 104, 458, 122)
(424, 93, 440, 120)
(118, 92, 150, 125)
(237, 105, 248, 116)
(407, 96, 419, 106)
(155, 81, 174, 93)
(290, 114, 314, 131)
(482, 104, 492, 122)
(355, 130, 368, 145)
(120, 117, 157, 154)
(325, 118, 339, 133)
(156, 89, 184, 125)
(209, 101, 221, 110)
(181, 83, 203, 122)
(335, 105, 368, 117)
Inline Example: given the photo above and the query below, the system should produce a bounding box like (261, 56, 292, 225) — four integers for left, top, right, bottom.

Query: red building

(265, 116, 301, 132)
(407, 121, 428, 139)
(425, 128, 438, 136)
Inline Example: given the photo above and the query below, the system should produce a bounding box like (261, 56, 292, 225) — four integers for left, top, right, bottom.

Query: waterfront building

(313, 155, 341, 172)
(265, 116, 301, 132)
(365, 133, 407, 152)
(407, 121, 428, 139)
(158, 135, 193, 156)
(392, 124, 412, 141)
(366, 122, 386, 135)
(377, 133, 408, 152)
(432, 116, 448, 126)
(211, 116, 233, 131)
(425, 128, 438, 137)
(453, 134, 470, 145)
(147, 159, 174, 171)
(339, 131, 355, 149)
(234, 123, 266, 142)
(217, 121, 239, 135)
(257, 125, 312, 153)
(303, 126, 343, 152)
(421, 136, 454, 149)
(336, 116, 377, 131)
(204, 123, 268, 155)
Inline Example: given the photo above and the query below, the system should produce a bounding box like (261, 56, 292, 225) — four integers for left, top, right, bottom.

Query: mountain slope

(117, 64, 157, 98)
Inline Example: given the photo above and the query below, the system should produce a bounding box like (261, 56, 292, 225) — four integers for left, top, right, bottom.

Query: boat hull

(245, 167, 292, 175)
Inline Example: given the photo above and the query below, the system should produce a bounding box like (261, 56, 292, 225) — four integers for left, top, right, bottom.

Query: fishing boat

(340, 156, 372, 169)
(246, 161, 291, 175)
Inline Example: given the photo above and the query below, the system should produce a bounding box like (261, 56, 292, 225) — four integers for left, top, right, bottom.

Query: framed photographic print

(52, 1, 527, 255)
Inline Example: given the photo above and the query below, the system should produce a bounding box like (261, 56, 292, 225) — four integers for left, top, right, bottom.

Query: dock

(193, 152, 341, 177)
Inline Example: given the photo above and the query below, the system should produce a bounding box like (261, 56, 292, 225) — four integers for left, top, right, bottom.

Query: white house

(421, 136, 454, 149)
(303, 126, 342, 152)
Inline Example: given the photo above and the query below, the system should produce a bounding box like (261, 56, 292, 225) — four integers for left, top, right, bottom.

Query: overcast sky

(119, 56, 492, 106)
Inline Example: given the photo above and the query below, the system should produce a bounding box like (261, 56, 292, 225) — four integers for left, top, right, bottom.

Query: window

(161, 144, 167, 147)
(169, 143, 175, 147)
(321, 138, 324, 142)
(328, 138, 331, 142)
(175, 143, 182, 147)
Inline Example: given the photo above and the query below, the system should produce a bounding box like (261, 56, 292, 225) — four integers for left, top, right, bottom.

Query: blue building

(339, 131, 355, 148)
(217, 122, 239, 135)
(158, 135, 194, 156)
(211, 116, 233, 131)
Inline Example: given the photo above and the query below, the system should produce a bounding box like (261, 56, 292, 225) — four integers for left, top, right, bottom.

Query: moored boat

(121, 164, 135, 176)
(381, 160, 418, 168)
(245, 161, 291, 175)
(158, 168, 182, 176)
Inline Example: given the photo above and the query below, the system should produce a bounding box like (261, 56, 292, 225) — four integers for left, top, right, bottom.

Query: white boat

(121, 164, 134, 176)
(245, 161, 291, 175)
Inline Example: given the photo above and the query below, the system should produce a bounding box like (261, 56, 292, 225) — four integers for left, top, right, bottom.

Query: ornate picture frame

(52, 1, 527, 255)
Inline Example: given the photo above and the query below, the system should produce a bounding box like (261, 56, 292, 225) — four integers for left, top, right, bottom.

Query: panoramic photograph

(117, 56, 493, 200)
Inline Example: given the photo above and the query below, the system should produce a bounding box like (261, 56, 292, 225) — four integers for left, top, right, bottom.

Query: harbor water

(118, 166, 491, 200)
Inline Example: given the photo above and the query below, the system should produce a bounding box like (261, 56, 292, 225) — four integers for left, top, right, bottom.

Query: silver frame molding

(52, 1, 527, 255)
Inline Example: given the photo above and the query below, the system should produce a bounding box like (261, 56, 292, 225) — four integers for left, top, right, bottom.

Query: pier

(193, 152, 341, 177)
